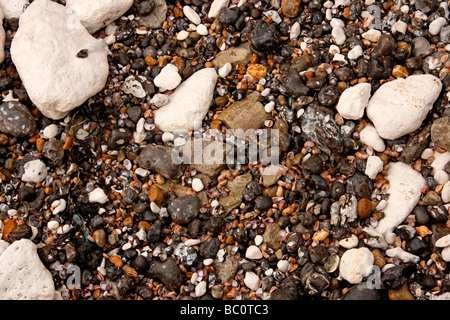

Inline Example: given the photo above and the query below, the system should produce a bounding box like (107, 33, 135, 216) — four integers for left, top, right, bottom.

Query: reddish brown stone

(357, 198, 372, 219)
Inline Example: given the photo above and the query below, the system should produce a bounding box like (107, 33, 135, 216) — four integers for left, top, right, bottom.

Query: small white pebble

(42, 124, 59, 139)
(436, 234, 450, 248)
(183, 6, 201, 25)
(196, 24, 208, 35)
(254, 235, 263, 246)
(442, 246, 450, 262)
(244, 271, 260, 291)
(218, 62, 232, 78)
(265, 268, 273, 276)
(203, 258, 214, 266)
(362, 29, 381, 42)
(150, 202, 161, 213)
(435, 169, 449, 185)
(421, 148, 434, 160)
(185, 239, 201, 246)
(339, 234, 359, 249)
(122, 242, 132, 251)
(348, 45, 363, 60)
(332, 27, 346, 45)
(192, 178, 204, 192)
(277, 260, 289, 272)
(329, 44, 340, 55)
(442, 181, 450, 203)
(330, 18, 345, 29)
(195, 281, 207, 297)
(264, 101, 275, 113)
(392, 20, 407, 35)
(211, 199, 219, 207)
(385, 232, 397, 245)
(176, 30, 189, 41)
(289, 21, 301, 40)
(162, 132, 174, 142)
(261, 88, 271, 96)
(429, 17, 447, 36)
(245, 245, 262, 259)
(47, 220, 60, 230)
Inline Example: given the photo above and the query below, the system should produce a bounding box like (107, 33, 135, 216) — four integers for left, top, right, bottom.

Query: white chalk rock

(332, 27, 346, 45)
(435, 234, 450, 248)
(366, 75, 442, 140)
(339, 247, 374, 284)
(218, 62, 232, 78)
(244, 271, 260, 291)
(0, 7, 4, 64)
(336, 82, 371, 120)
(277, 260, 289, 272)
(347, 45, 363, 60)
(153, 68, 217, 132)
(195, 281, 207, 297)
(429, 17, 448, 36)
(88, 187, 108, 204)
(339, 234, 359, 249)
(359, 123, 385, 152)
(0, 0, 28, 19)
(183, 5, 201, 25)
(196, 24, 208, 36)
(0, 239, 55, 300)
(290, 22, 301, 40)
(208, 0, 230, 18)
(192, 178, 204, 192)
(385, 247, 420, 263)
(11, 0, 109, 120)
(22, 159, 47, 183)
(442, 246, 450, 262)
(245, 245, 263, 260)
(154, 64, 182, 92)
(431, 151, 450, 184)
(41, 124, 59, 139)
(375, 162, 426, 235)
(442, 181, 450, 203)
(65, 0, 133, 34)
(365, 155, 384, 179)
(362, 29, 381, 42)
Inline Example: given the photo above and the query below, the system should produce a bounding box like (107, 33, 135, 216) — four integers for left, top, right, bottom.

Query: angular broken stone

(0, 101, 36, 138)
(138, 145, 185, 180)
(216, 91, 270, 138)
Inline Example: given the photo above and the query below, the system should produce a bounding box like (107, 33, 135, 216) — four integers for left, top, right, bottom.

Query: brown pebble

(36, 138, 45, 152)
(44, 186, 53, 195)
(0, 134, 8, 146)
(138, 221, 151, 231)
(110, 255, 123, 268)
(225, 235, 235, 245)
(145, 56, 157, 66)
(62, 136, 72, 150)
(392, 65, 409, 78)
(388, 283, 415, 300)
(357, 198, 372, 219)
(372, 249, 386, 268)
(148, 185, 166, 205)
(246, 63, 267, 80)
(2, 220, 17, 241)
(93, 229, 106, 247)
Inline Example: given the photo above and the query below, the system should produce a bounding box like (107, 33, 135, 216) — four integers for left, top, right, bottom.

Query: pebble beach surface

(0, 0, 449, 301)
